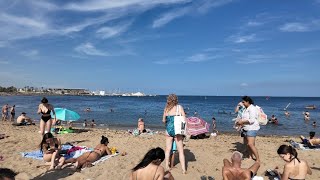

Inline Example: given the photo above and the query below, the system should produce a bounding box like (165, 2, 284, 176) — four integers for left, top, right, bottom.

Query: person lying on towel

(300, 133, 320, 146)
(64, 135, 112, 169)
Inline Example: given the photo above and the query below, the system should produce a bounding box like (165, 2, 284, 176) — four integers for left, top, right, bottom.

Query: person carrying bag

(174, 105, 186, 135)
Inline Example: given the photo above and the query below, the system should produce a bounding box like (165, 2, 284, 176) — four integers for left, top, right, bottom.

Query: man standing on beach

(1, 104, 9, 121)
(222, 151, 260, 180)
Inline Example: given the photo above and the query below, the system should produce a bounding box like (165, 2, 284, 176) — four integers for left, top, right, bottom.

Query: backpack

(256, 105, 268, 125)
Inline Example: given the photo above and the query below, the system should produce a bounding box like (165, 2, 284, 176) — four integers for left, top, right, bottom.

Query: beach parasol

(186, 117, 210, 136)
(51, 108, 80, 121)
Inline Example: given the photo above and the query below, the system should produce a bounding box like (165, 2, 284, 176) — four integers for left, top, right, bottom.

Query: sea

(1, 95, 319, 136)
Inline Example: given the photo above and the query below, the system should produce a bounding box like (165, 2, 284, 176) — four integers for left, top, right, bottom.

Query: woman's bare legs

(49, 151, 59, 170)
(40, 120, 46, 136)
(55, 156, 65, 169)
(45, 119, 52, 134)
(175, 135, 186, 173)
(165, 135, 174, 170)
(247, 137, 259, 161)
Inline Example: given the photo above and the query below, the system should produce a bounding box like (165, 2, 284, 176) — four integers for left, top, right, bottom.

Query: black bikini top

(41, 109, 51, 115)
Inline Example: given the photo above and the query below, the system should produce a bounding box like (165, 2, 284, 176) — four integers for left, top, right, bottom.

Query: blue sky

(0, 0, 320, 96)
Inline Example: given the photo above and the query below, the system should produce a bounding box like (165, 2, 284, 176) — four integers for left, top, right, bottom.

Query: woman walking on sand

(162, 94, 186, 174)
(37, 97, 56, 136)
(236, 96, 260, 162)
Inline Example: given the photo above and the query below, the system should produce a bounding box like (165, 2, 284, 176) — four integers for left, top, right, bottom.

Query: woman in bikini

(40, 132, 65, 170)
(37, 97, 56, 136)
(65, 135, 111, 169)
(162, 94, 186, 174)
(130, 147, 174, 180)
(275, 145, 312, 180)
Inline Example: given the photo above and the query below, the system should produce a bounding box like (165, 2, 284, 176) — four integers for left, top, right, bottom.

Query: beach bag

(256, 105, 268, 125)
(174, 105, 186, 135)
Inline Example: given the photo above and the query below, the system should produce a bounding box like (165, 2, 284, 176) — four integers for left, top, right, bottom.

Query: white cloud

(247, 21, 263, 27)
(64, 0, 191, 11)
(236, 59, 263, 64)
(185, 53, 218, 62)
(152, 7, 190, 28)
(21, 50, 39, 57)
(96, 21, 132, 39)
(279, 20, 320, 32)
(74, 43, 109, 56)
(0, 13, 47, 29)
(279, 23, 309, 32)
(240, 83, 248, 87)
(152, 0, 234, 28)
(195, 0, 233, 14)
(228, 34, 259, 43)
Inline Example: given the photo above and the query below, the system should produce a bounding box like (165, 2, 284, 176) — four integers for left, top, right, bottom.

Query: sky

(0, 0, 320, 97)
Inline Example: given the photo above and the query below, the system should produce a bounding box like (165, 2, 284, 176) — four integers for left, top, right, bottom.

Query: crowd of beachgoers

(0, 95, 319, 180)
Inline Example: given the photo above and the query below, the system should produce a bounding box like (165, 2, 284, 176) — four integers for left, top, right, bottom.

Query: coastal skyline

(0, 0, 320, 96)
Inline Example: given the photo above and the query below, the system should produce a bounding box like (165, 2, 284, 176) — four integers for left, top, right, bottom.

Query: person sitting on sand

(64, 135, 111, 169)
(222, 151, 260, 180)
(138, 118, 146, 134)
(40, 132, 65, 170)
(274, 145, 312, 180)
(16, 112, 34, 125)
(130, 147, 174, 180)
(0, 168, 17, 180)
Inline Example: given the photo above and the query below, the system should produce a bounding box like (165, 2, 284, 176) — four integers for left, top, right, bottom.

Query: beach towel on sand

(289, 140, 320, 150)
(21, 145, 92, 160)
(21, 145, 118, 167)
(127, 128, 157, 136)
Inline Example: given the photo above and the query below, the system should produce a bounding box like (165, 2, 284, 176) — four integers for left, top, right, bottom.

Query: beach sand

(0, 121, 319, 180)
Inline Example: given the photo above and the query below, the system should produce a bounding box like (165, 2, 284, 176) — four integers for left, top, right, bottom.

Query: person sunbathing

(130, 147, 174, 180)
(65, 135, 111, 169)
(274, 145, 312, 180)
(40, 132, 65, 170)
(300, 135, 320, 146)
(222, 151, 260, 180)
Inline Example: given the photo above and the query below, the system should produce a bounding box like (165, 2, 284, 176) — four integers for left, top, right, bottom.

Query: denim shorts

(245, 130, 258, 137)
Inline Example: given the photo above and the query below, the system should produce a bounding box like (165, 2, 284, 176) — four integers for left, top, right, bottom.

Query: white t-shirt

(242, 104, 260, 131)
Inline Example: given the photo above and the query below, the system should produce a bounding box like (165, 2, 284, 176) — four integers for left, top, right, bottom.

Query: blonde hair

(165, 94, 178, 112)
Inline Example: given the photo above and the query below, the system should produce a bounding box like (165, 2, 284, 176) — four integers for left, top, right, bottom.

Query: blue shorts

(245, 130, 258, 137)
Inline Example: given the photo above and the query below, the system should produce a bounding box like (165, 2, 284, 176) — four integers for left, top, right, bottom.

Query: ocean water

(1, 95, 319, 136)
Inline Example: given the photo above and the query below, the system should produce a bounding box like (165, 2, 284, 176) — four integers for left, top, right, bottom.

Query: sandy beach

(0, 121, 319, 180)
